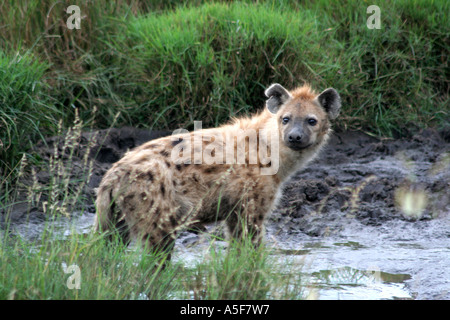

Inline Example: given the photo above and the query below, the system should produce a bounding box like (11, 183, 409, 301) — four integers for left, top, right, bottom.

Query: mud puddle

(269, 213, 449, 299)
(172, 214, 449, 300)
(3, 211, 95, 241)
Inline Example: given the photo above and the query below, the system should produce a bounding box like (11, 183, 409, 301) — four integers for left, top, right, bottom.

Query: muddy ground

(2, 127, 449, 299)
(273, 128, 449, 235)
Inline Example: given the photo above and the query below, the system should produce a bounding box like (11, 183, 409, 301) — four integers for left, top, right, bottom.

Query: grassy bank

(1, 0, 448, 181)
(121, 0, 449, 135)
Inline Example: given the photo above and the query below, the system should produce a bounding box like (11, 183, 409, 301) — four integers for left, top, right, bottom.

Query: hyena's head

(265, 83, 341, 151)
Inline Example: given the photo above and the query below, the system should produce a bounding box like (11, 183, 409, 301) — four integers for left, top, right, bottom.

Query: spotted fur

(94, 83, 341, 259)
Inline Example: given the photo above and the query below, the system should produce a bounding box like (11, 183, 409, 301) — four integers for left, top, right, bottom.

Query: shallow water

(273, 243, 414, 300)
(7, 211, 449, 300)
(265, 216, 450, 300)
(9, 211, 96, 241)
(173, 237, 416, 300)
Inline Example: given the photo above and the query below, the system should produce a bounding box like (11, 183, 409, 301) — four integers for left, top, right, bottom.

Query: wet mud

(272, 129, 449, 235)
(2, 127, 449, 299)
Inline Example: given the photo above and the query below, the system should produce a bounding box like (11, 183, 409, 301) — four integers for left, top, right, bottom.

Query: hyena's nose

(288, 132, 303, 143)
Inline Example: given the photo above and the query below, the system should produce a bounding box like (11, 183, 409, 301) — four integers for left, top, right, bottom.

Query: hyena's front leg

(225, 204, 267, 247)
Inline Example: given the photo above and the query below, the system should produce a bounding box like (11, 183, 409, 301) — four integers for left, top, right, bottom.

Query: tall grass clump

(0, 52, 60, 180)
(118, 2, 320, 129)
(0, 0, 201, 130)
(0, 221, 306, 299)
(0, 0, 133, 133)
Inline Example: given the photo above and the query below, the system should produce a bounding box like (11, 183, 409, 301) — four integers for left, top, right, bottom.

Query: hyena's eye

(282, 117, 290, 125)
(307, 118, 318, 126)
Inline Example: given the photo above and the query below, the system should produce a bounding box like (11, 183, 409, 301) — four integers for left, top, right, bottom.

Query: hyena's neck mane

(230, 108, 273, 131)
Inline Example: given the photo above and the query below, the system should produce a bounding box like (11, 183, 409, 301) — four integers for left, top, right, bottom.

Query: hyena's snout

(285, 126, 312, 150)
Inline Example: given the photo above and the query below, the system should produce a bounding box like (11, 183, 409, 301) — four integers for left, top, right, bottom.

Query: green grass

(0, 223, 306, 300)
(0, 229, 178, 299)
(120, 2, 319, 129)
(0, 52, 60, 176)
(76, 0, 450, 135)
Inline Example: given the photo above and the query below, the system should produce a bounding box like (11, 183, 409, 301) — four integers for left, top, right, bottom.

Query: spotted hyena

(94, 83, 341, 259)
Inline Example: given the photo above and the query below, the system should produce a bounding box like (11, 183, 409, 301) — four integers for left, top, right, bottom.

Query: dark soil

(271, 129, 450, 237)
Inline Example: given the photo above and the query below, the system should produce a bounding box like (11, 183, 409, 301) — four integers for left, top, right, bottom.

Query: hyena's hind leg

(225, 206, 267, 248)
(139, 227, 177, 265)
(95, 184, 132, 246)
(104, 216, 132, 246)
(133, 205, 183, 267)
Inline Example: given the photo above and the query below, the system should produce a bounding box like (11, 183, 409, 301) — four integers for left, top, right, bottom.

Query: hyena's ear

(265, 83, 292, 114)
(315, 88, 341, 120)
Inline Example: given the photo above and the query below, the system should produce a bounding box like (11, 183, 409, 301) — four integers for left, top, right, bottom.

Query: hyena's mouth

(287, 142, 313, 151)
